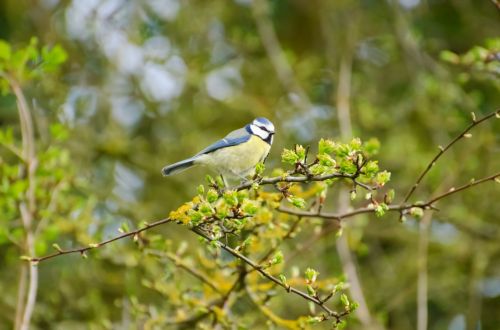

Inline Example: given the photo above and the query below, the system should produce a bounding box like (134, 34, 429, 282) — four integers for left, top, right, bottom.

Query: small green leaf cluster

(280, 138, 390, 188)
(0, 38, 67, 94)
(0, 123, 91, 254)
(440, 38, 500, 76)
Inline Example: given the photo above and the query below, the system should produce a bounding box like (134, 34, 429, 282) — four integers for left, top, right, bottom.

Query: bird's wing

(195, 127, 251, 156)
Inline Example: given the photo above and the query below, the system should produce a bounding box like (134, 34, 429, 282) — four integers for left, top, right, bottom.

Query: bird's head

(248, 117, 275, 143)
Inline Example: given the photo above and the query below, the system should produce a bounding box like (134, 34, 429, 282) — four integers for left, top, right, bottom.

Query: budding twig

(402, 109, 500, 204)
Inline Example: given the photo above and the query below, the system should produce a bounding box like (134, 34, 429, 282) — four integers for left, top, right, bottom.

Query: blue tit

(162, 117, 275, 180)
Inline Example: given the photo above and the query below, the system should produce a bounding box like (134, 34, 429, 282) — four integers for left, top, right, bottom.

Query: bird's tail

(161, 158, 197, 176)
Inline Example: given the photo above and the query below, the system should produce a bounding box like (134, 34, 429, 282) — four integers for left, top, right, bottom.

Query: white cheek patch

(250, 124, 269, 140)
(252, 119, 275, 133)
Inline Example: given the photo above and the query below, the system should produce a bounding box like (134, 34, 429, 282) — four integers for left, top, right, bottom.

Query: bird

(161, 117, 275, 183)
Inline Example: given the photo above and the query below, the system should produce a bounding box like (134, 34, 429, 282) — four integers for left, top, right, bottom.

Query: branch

(278, 172, 500, 221)
(28, 172, 499, 263)
(402, 109, 500, 204)
(145, 249, 224, 295)
(235, 172, 373, 192)
(27, 217, 173, 263)
(190, 227, 348, 324)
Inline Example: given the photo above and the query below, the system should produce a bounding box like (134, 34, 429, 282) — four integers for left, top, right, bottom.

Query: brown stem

(278, 171, 500, 220)
(29, 217, 173, 263)
(235, 172, 373, 192)
(190, 227, 344, 322)
(9, 75, 39, 330)
(146, 249, 224, 295)
(402, 109, 500, 204)
(14, 264, 27, 330)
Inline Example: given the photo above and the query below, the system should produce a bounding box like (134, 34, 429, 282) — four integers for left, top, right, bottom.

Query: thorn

(471, 112, 476, 122)
(463, 133, 472, 138)
(449, 187, 455, 192)
(438, 145, 444, 151)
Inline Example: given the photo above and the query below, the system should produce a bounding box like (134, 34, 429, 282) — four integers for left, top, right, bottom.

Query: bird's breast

(196, 135, 270, 177)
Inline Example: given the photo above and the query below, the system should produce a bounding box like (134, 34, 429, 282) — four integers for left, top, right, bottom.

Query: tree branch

(27, 172, 499, 263)
(28, 217, 173, 263)
(278, 172, 500, 220)
(235, 172, 373, 192)
(146, 249, 224, 295)
(402, 109, 500, 204)
(190, 226, 348, 324)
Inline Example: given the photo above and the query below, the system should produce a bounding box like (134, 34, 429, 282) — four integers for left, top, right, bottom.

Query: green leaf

(306, 316, 322, 324)
(349, 138, 362, 151)
(269, 251, 284, 265)
(336, 320, 347, 329)
(255, 162, 265, 176)
(304, 267, 319, 283)
(49, 123, 69, 141)
(41, 44, 68, 72)
(362, 138, 380, 156)
(199, 202, 213, 216)
(340, 293, 350, 307)
(242, 200, 258, 215)
(318, 138, 335, 154)
(317, 153, 335, 167)
(306, 285, 316, 296)
(197, 184, 205, 195)
(188, 210, 203, 224)
(338, 159, 357, 175)
(0, 40, 11, 61)
(332, 282, 344, 294)
(295, 145, 306, 161)
(364, 160, 379, 177)
(206, 189, 218, 203)
(439, 50, 460, 64)
(375, 203, 389, 217)
(281, 148, 299, 165)
(205, 175, 215, 185)
(52, 243, 63, 252)
(375, 170, 391, 186)
(410, 207, 424, 219)
(278, 274, 287, 286)
(223, 190, 238, 207)
(288, 196, 306, 209)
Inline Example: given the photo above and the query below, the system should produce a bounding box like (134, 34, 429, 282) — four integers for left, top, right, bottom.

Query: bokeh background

(0, 0, 499, 329)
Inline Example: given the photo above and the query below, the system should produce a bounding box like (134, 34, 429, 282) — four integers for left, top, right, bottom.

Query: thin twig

(29, 172, 499, 263)
(278, 172, 500, 220)
(146, 249, 224, 295)
(28, 217, 173, 263)
(235, 172, 373, 192)
(190, 226, 345, 323)
(402, 109, 500, 204)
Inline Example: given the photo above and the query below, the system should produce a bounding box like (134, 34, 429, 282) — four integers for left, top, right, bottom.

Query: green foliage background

(0, 0, 499, 329)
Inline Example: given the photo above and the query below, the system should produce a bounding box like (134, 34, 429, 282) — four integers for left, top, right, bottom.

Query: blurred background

(0, 0, 499, 329)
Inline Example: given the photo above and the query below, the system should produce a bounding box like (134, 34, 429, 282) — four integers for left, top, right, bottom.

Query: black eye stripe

(257, 125, 273, 133)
